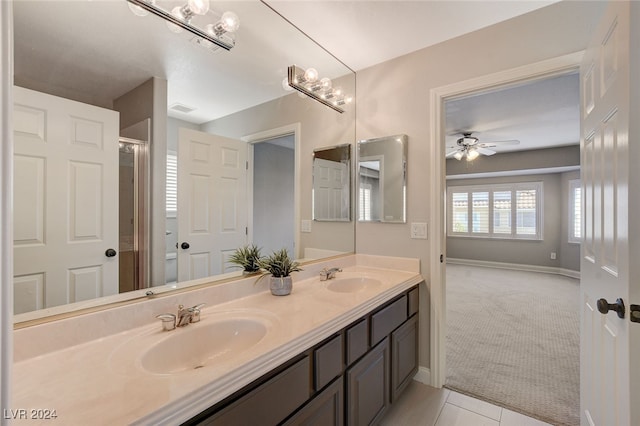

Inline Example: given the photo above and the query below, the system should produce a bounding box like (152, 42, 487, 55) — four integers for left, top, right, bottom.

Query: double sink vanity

(12, 255, 423, 425)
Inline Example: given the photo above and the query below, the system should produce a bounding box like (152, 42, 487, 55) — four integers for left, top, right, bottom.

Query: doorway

(250, 134, 296, 256)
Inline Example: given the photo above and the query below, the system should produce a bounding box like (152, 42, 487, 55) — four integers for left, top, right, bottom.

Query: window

(166, 151, 177, 218)
(359, 183, 372, 221)
(569, 179, 581, 243)
(448, 182, 543, 240)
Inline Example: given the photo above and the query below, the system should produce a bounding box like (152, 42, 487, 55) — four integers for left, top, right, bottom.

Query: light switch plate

(301, 220, 312, 233)
(411, 222, 428, 239)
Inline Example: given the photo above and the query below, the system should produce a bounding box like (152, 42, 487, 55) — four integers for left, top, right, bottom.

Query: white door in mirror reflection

(313, 158, 349, 221)
(13, 87, 119, 314)
(178, 128, 248, 281)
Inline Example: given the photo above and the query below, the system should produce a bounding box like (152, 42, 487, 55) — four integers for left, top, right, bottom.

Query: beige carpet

(445, 264, 580, 426)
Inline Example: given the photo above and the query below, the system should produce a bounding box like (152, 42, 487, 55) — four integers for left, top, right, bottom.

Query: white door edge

(428, 51, 584, 388)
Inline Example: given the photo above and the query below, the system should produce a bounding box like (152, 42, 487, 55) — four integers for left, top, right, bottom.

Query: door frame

(428, 51, 584, 387)
(243, 123, 301, 258)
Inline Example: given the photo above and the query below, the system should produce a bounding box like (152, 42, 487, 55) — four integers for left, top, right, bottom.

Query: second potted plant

(259, 248, 302, 296)
(228, 245, 263, 275)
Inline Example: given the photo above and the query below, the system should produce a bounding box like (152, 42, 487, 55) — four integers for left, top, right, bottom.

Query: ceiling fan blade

(483, 139, 520, 145)
(446, 149, 460, 158)
(477, 147, 496, 156)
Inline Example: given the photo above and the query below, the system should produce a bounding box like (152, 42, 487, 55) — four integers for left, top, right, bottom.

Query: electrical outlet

(550, 252, 557, 260)
(411, 223, 428, 239)
(301, 220, 312, 233)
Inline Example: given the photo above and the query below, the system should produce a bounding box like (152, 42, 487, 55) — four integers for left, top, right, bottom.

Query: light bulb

(344, 95, 353, 104)
(466, 149, 480, 161)
(167, 6, 185, 33)
(128, 0, 156, 17)
(220, 11, 240, 33)
(304, 68, 319, 83)
(187, 0, 209, 15)
(320, 77, 332, 90)
(333, 87, 343, 97)
(453, 151, 464, 161)
(282, 78, 293, 92)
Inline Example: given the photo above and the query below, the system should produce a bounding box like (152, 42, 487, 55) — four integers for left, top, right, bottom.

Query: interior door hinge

(246, 160, 249, 170)
(440, 254, 444, 263)
(245, 226, 248, 236)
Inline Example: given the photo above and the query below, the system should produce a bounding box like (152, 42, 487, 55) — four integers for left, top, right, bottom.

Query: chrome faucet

(156, 303, 205, 330)
(320, 267, 342, 281)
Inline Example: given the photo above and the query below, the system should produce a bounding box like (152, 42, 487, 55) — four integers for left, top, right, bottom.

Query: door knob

(597, 298, 625, 319)
(105, 248, 117, 258)
(180, 242, 190, 250)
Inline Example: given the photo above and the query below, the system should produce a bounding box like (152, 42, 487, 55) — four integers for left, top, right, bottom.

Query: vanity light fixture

(287, 65, 353, 113)
(126, 0, 239, 51)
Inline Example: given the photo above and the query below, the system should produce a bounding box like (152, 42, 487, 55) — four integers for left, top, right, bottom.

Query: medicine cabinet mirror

(357, 135, 407, 223)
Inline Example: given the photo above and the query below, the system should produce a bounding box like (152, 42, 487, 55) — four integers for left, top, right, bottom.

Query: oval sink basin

(325, 277, 382, 293)
(140, 317, 270, 374)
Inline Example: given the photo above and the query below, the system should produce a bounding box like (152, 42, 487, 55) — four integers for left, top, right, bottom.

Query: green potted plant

(258, 248, 302, 296)
(228, 245, 263, 274)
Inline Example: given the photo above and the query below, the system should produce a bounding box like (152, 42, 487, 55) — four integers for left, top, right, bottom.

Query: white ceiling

(264, 0, 560, 72)
(445, 72, 580, 154)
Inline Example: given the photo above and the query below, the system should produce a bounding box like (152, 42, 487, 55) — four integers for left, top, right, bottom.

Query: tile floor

(380, 380, 552, 426)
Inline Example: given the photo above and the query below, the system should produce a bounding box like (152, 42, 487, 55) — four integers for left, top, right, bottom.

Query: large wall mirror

(357, 135, 407, 223)
(12, 0, 355, 323)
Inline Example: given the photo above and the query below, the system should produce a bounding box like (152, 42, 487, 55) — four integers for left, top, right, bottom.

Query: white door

(313, 158, 349, 221)
(13, 87, 119, 314)
(177, 128, 247, 281)
(580, 1, 639, 424)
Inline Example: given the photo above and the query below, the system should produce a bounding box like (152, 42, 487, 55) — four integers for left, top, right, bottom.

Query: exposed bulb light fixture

(127, 0, 239, 51)
(287, 65, 352, 113)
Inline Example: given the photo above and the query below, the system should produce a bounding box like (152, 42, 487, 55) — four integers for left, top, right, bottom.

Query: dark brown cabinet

(346, 338, 390, 426)
(391, 314, 418, 402)
(284, 377, 344, 426)
(183, 284, 420, 426)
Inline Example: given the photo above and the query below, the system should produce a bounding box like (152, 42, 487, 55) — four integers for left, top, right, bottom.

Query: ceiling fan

(446, 132, 520, 161)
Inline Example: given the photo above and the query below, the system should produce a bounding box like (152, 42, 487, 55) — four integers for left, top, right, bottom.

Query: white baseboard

(413, 366, 431, 386)
(447, 258, 580, 279)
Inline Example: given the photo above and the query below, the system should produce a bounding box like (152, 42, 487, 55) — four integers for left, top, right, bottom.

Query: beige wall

(201, 80, 356, 258)
(355, 1, 604, 369)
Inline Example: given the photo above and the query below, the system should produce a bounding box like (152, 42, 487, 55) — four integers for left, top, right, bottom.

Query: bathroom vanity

(12, 255, 423, 425)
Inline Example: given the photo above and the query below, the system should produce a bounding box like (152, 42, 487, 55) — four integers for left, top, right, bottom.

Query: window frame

(568, 178, 581, 244)
(447, 181, 544, 240)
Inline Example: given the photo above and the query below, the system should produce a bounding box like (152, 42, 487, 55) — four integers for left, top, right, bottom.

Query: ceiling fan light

(466, 149, 480, 161)
(453, 151, 464, 161)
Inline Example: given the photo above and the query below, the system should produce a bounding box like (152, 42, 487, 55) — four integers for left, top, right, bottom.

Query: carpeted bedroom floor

(445, 264, 580, 426)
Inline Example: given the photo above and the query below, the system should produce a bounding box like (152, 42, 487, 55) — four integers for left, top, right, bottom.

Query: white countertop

(12, 259, 422, 425)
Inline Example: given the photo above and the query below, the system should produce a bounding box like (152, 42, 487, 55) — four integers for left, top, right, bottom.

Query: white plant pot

(270, 275, 292, 296)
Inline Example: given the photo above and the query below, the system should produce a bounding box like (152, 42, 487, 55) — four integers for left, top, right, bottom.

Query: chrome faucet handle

(190, 303, 206, 323)
(156, 313, 176, 331)
(177, 304, 193, 327)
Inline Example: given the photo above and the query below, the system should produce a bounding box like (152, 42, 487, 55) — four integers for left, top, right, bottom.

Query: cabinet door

(284, 377, 343, 426)
(346, 337, 390, 426)
(391, 315, 418, 402)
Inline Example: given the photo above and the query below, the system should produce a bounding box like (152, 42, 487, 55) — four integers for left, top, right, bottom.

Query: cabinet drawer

(371, 295, 407, 346)
(408, 287, 419, 317)
(346, 318, 368, 366)
(203, 356, 310, 426)
(314, 335, 343, 391)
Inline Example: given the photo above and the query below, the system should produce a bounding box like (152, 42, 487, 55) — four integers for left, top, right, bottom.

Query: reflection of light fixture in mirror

(287, 65, 353, 113)
(126, 0, 239, 51)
